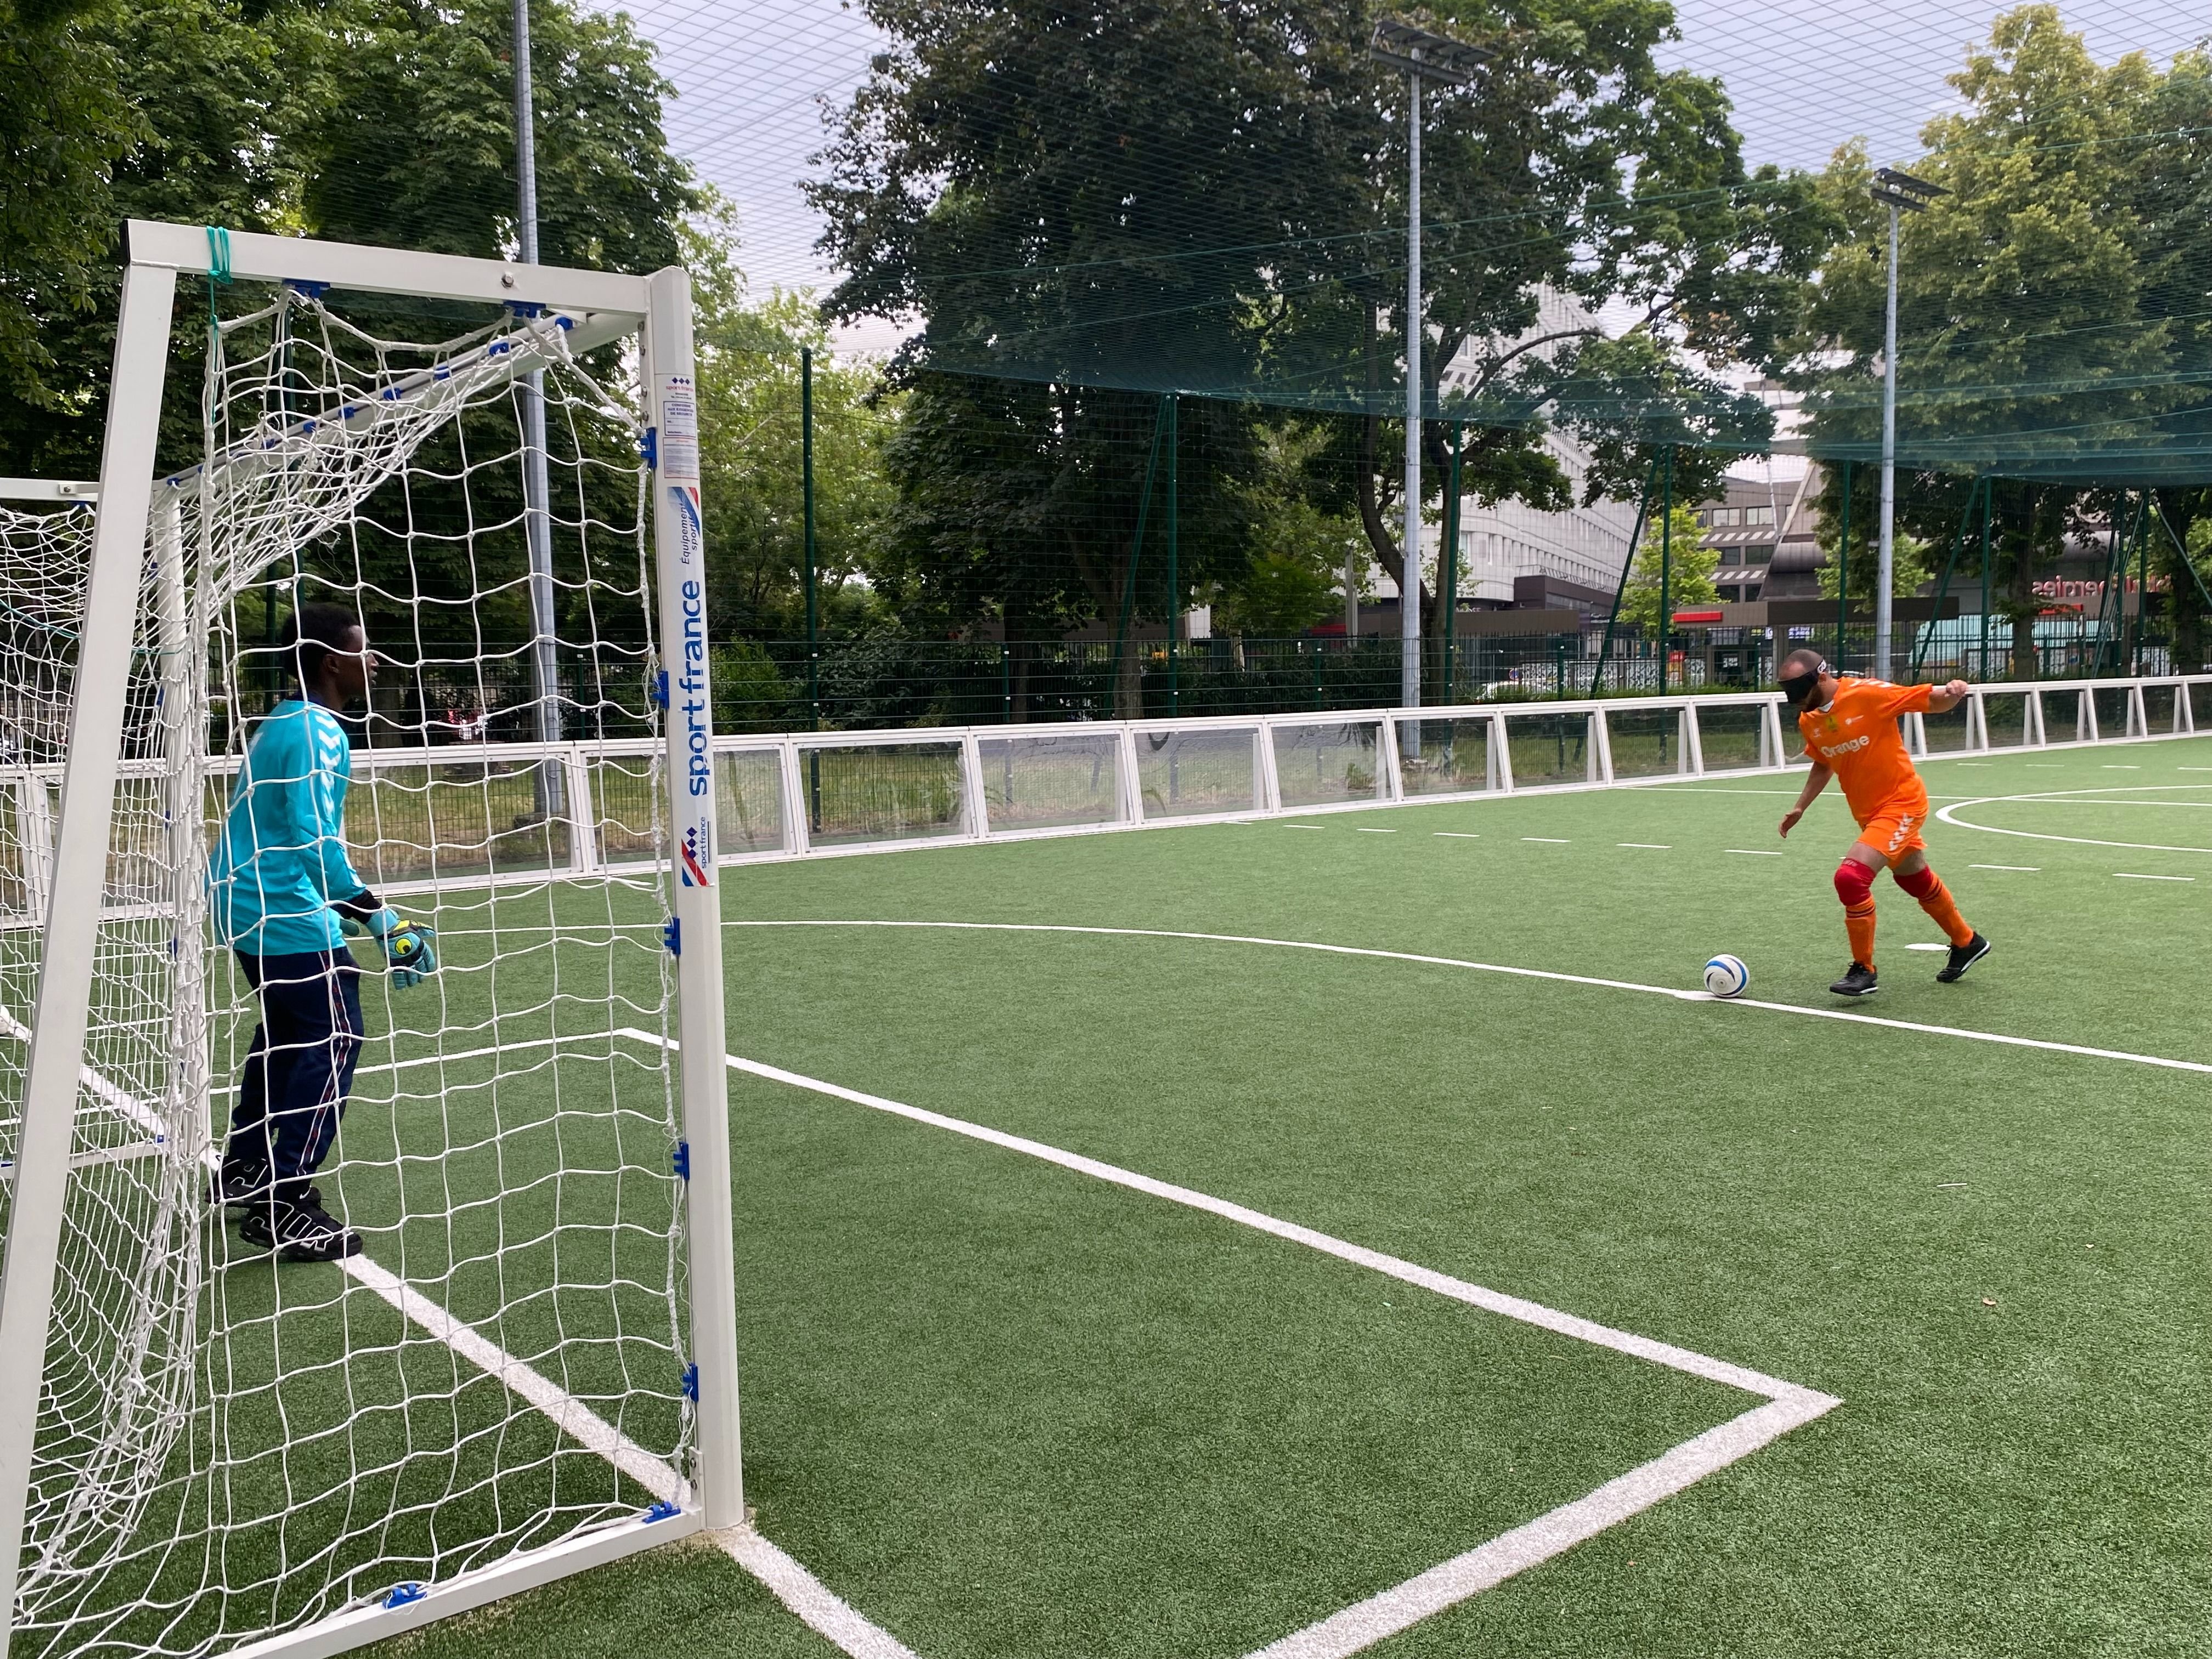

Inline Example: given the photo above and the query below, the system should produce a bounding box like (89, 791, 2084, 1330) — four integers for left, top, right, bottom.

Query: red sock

(1835, 859, 1878, 969)
(1895, 864, 1973, 947)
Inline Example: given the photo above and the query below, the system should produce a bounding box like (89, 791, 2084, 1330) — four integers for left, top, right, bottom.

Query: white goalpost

(0, 222, 740, 1657)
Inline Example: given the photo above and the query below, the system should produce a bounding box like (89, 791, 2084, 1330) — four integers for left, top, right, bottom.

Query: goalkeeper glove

(344, 904, 437, 989)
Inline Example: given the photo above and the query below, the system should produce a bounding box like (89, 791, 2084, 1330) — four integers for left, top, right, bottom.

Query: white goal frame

(0, 222, 743, 1656)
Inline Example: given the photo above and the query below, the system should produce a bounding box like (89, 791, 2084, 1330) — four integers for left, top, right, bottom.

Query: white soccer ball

(1703, 954, 1750, 998)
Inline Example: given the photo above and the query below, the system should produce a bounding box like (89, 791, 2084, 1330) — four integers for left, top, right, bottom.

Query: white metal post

(1489, 713, 1516, 791)
(776, 742, 809, 854)
(1877, 201, 1900, 681)
(642, 266, 743, 1531)
(1375, 717, 1403, 801)
(959, 732, 989, 839)
(0, 259, 179, 1648)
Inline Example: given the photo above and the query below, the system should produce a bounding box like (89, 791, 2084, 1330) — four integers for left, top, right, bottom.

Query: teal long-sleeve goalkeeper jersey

(209, 699, 369, 955)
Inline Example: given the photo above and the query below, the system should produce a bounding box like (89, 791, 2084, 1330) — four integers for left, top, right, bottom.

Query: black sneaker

(209, 1160, 270, 1208)
(1936, 933, 1992, 984)
(239, 1194, 362, 1263)
(1829, 962, 1879, 998)
(210, 1163, 321, 1211)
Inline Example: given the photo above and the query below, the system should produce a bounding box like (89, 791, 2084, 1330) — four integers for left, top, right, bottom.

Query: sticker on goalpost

(657, 374, 701, 484)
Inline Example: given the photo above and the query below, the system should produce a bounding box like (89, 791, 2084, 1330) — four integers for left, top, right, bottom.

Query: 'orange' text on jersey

(1796, 677, 1933, 825)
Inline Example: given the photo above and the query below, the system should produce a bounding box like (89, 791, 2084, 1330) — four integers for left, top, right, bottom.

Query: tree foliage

(1614, 504, 1717, 634)
(0, 0, 693, 479)
(1800, 6, 2211, 675)
(812, 0, 1841, 691)
(685, 208, 896, 642)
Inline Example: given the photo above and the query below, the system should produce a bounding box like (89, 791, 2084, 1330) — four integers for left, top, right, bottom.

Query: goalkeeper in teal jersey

(208, 603, 436, 1262)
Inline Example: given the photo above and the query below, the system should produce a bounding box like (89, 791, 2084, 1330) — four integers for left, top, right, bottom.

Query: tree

(0, 0, 140, 445)
(685, 208, 896, 642)
(815, 0, 1347, 714)
(0, 0, 694, 479)
(1615, 504, 1717, 635)
(812, 1, 1837, 713)
(1799, 8, 2186, 678)
(1214, 420, 1364, 640)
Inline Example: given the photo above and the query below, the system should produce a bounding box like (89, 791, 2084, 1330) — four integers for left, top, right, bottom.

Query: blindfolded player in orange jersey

(1775, 647, 1992, 997)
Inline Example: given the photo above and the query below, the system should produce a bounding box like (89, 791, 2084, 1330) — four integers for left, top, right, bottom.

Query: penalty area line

(618, 1029, 1838, 1659)
(720, 919, 2212, 1079)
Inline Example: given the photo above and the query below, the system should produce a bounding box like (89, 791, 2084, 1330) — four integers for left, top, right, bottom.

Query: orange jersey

(1796, 677, 1934, 822)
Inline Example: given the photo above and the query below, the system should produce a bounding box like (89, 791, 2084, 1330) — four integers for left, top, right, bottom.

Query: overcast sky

(603, 0, 2209, 355)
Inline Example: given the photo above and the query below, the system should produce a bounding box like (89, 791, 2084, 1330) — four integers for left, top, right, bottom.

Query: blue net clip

(644, 1500, 681, 1523)
(639, 427, 658, 469)
(505, 300, 546, 319)
(652, 669, 669, 708)
(681, 1363, 699, 1402)
(384, 1583, 426, 1610)
(672, 1141, 690, 1181)
(284, 279, 331, 300)
(662, 917, 680, 957)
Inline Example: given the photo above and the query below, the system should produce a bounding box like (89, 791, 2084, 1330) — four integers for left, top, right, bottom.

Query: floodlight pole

(1372, 20, 1488, 729)
(1877, 196, 1899, 682)
(515, 0, 563, 814)
(1402, 65, 1424, 719)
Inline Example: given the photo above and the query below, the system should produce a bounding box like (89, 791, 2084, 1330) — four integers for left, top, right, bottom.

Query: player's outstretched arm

(1779, 761, 1831, 838)
(1925, 678, 1972, 713)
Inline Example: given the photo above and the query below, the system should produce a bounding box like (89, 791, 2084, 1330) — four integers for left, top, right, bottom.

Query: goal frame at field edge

(0, 220, 744, 1658)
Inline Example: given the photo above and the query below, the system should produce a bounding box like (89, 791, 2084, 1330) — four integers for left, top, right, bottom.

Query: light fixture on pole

(1371, 20, 1491, 720)
(1869, 164, 1945, 680)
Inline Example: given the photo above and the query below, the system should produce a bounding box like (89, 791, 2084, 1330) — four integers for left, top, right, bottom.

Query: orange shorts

(1855, 794, 1929, 860)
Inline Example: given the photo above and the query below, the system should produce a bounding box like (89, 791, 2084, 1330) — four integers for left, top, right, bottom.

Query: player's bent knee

(1893, 862, 1938, 899)
(1834, 859, 1876, 907)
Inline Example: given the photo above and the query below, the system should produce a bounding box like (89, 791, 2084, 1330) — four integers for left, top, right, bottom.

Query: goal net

(0, 227, 737, 1657)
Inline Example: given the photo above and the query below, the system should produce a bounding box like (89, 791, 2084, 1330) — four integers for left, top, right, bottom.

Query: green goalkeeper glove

(345, 905, 438, 988)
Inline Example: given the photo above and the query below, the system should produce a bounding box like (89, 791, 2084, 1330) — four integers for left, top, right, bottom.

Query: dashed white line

(2114, 872, 2194, 882)
(2180, 767, 2212, 772)
(1282, 824, 1326, 831)
(1354, 827, 1398, 834)
(1725, 849, 1783, 857)
(2103, 765, 2142, 770)
(1970, 864, 2039, 872)
(1433, 832, 1481, 839)
(1522, 837, 1570, 844)
(1617, 843, 1672, 849)
(1905, 943, 1947, 952)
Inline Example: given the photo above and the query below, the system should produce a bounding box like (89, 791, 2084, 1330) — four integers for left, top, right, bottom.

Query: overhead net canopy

(645, 0, 2212, 486)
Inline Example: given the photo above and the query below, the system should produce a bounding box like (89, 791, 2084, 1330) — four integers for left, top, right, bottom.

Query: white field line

(334, 1259, 913, 1658)
(1522, 837, 1570, 844)
(1937, 785, 2212, 854)
(1724, 849, 1782, 856)
(1432, 832, 1481, 839)
(716, 1529, 924, 1659)
(1970, 865, 2039, 872)
(31, 1014, 900, 1659)
(1353, 828, 1397, 834)
(1617, 843, 1671, 849)
(2115, 872, 2193, 882)
(720, 919, 2212, 1079)
(618, 1029, 1837, 1659)
(1243, 1397, 1819, 1659)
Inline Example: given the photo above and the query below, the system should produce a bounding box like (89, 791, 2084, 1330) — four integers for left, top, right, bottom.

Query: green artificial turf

(101, 735, 2209, 1659)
